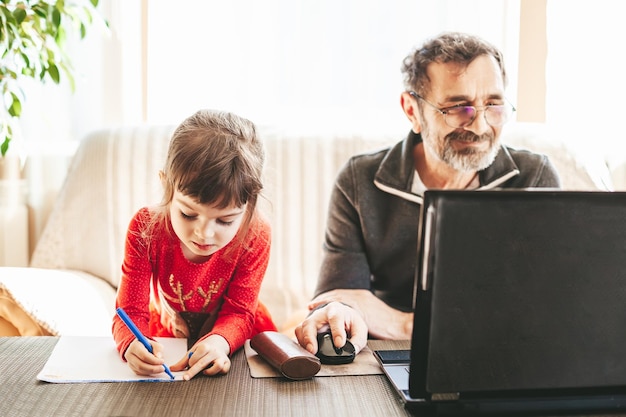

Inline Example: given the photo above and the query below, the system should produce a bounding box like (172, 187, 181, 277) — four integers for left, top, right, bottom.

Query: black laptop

(375, 189, 626, 415)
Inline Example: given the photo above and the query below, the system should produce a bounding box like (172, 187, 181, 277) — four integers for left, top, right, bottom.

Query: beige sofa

(0, 122, 612, 336)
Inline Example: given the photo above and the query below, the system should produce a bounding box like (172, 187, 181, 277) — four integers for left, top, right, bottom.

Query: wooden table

(0, 337, 413, 417)
(3, 337, 622, 417)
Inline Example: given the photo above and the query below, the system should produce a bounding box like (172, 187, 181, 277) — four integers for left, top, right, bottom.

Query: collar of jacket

(373, 130, 520, 204)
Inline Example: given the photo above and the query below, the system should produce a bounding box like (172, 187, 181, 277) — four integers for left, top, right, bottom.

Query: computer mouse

(315, 331, 356, 365)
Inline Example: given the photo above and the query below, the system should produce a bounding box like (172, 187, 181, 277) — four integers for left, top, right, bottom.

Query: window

(25, 0, 520, 143)
(144, 0, 520, 137)
(546, 0, 626, 166)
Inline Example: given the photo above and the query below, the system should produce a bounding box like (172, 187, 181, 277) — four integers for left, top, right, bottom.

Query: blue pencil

(116, 307, 175, 380)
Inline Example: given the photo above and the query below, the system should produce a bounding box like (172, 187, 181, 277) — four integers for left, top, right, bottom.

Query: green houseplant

(0, 0, 105, 159)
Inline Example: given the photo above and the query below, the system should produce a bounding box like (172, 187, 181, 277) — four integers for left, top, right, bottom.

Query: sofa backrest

(501, 122, 613, 191)
(28, 125, 394, 326)
(29, 122, 610, 328)
(30, 125, 173, 288)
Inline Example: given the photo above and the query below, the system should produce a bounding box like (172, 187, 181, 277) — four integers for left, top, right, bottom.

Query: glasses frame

(407, 91, 516, 128)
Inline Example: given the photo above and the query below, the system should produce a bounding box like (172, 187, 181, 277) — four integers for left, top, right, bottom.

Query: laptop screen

(410, 190, 626, 399)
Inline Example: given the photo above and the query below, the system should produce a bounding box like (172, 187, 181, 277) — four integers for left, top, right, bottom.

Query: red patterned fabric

(113, 207, 276, 358)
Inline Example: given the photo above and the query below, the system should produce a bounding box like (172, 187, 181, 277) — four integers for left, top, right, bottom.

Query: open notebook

(376, 190, 626, 415)
(37, 336, 188, 383)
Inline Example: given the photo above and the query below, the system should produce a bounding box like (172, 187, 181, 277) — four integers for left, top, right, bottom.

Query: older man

(295, 32, 560, 355)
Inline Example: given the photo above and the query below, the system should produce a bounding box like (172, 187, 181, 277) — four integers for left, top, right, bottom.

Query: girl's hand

(124, 338, 168, 376)
(170, 334, 231, 380)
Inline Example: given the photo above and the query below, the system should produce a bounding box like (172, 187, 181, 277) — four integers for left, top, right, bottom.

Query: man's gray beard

(440, 142, 500, 172)
(421, 125, 500, 173)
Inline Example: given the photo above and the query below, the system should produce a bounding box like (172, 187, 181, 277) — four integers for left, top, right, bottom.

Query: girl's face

(169, 190, 246, 263)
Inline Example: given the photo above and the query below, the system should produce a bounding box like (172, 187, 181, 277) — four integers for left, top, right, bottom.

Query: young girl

(112, 109, 277, 380)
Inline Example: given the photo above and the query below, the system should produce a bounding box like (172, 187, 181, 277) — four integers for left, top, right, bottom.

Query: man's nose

(464, 108, 490, 135)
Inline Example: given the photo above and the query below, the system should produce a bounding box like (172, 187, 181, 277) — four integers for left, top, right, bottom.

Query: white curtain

(18, 0, 521, 250)
(21, 0, 522, 141)
(144, 0, 520, 138)
(545, 0, 626, 187)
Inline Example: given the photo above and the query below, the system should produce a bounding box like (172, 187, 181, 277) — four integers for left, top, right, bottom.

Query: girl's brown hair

(147, 109, 265, 256)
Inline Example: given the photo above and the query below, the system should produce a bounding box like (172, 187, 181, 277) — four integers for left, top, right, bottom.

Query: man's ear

(400, 92, 422, 134)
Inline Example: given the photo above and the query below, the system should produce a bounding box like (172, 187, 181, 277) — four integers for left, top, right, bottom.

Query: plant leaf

(32, 4, 47, 19)
(51, 7, 61, 27)
(47, 62, 60, 84)
(8, 92, 21, 117)
(12, 7, 26, 24)
(1, 137, 9, 157)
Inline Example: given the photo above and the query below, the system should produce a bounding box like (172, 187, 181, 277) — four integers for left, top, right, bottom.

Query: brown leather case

(250, 331, 321, 380)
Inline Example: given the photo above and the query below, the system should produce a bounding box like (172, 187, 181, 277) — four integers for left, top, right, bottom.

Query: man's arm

(314, 162, 374, 296)
(306, 157, 413, 342)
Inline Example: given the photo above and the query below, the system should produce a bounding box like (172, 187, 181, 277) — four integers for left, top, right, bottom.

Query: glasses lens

(445, 107, 476, 128)
(485, 105, 510, 126)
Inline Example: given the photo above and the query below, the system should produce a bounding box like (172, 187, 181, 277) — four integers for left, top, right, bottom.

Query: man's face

(416, 55, 506, 172)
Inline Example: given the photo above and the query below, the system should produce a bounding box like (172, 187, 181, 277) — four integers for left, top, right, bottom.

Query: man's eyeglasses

(408, 91, 516, 128)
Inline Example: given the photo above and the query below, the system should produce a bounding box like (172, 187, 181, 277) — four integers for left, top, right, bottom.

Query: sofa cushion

(0, 287, 53, 336)
(0, 267, 117, 336)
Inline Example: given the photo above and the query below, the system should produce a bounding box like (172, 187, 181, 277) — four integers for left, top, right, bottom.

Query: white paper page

(37, 336, 188, 383)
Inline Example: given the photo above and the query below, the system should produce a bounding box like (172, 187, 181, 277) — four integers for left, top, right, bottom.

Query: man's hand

(294, 301, 368, 355)
(308, 289, 413, 340)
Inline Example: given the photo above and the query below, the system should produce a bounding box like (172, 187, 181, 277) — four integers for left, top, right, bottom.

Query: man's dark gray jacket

(315, 131, 561, 311)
